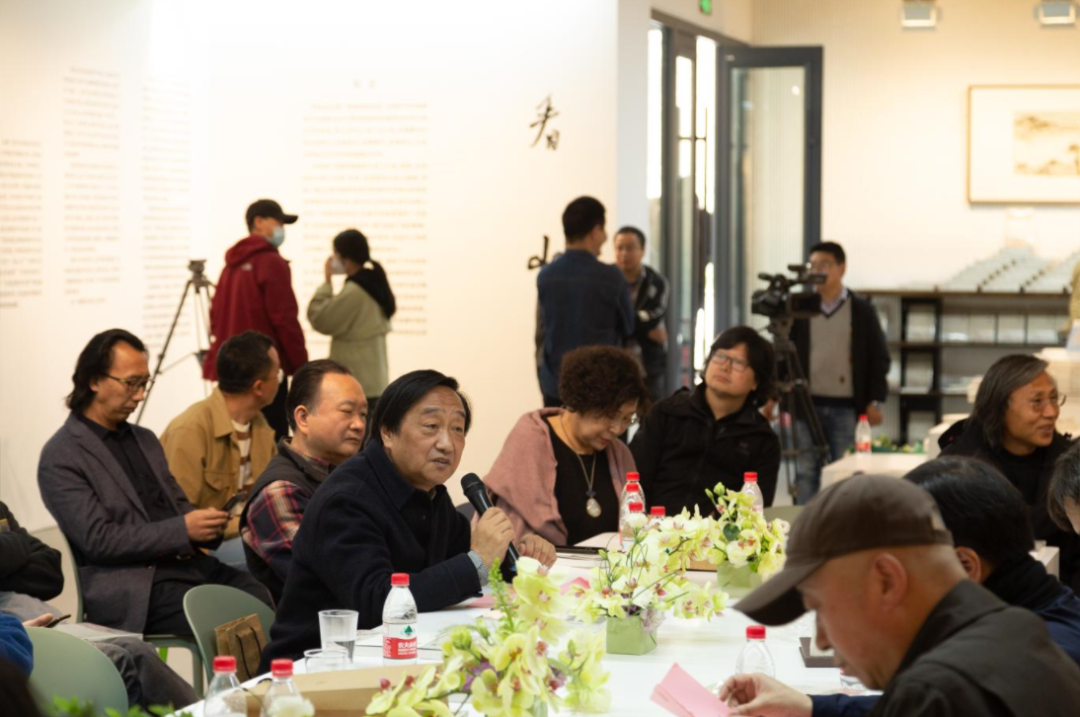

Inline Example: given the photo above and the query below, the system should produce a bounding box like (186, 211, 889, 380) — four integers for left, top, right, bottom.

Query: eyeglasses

(710, 351, 751, 373)
(607, 414, 640, 430)
(808, 260, 837, 272)
(1023, 393, 1067, 413)
(105, 375, 153, 394)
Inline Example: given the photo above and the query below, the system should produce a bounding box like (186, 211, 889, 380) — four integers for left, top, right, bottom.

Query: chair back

(25, 626, 128, 714)
(32, 526, 83, 622)
(183, 584, 276, 681)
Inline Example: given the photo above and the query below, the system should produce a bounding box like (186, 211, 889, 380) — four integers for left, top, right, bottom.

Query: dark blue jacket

(810, 579, 1080, 717)
(260, 441, 480, 669)
(537, 249, 633, 400)
(0, 612, 33, 675)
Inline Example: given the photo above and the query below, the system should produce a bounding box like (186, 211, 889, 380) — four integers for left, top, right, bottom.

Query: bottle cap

(650, 507, 666, 517)
(627, 472, 640, 482)
(746, 625, 766, 640)
(628, 501, 644, 513)
(743, 472, 758, 483)
(391, 573, 410, 587)
(213, 655, 237, 673)
(626, 483, 641, 493)
(271, 659, 294, 677)
(859, 414, 868, 422)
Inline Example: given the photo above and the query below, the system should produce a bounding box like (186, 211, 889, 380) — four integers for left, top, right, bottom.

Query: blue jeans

(794, 403, 857, 505)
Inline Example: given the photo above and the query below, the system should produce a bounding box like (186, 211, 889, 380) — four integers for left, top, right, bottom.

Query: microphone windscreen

(460, 473, 483, 495)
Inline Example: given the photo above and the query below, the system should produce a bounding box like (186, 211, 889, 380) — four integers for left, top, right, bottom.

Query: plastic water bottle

(620, 471, 646, 508)
(855, 415, 872, 453)
(265, 659, 304, 716)
(647, 506, 666, 530)
(735, 625, 775, 677)
(740, 472, 764, 513)
(620, 498, 645, 550)
(620, 480, 644, 527)
(383, 573, 418, 666)
(204, 656, 245, 717)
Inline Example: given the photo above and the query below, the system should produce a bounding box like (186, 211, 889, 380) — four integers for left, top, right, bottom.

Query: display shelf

(861, 289, 1070, 445)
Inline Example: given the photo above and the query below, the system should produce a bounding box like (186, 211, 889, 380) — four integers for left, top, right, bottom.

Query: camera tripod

(765, 315, 830, 503)
(136, 260, 215, 424)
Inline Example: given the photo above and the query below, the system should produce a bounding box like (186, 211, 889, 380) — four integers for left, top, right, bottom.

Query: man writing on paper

(719, 474, 1080, 717)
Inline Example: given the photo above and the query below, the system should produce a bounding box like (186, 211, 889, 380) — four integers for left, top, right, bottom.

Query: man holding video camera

(791, 241, 890, 504)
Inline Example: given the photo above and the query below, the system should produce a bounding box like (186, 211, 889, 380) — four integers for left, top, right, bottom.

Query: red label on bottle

(856, 441, 871, 453)
(383, 624, 417, 659)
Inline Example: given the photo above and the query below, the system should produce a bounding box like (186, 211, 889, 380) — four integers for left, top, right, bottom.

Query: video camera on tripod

(749, 263, 831, 502)
(751, 263, 826, 323)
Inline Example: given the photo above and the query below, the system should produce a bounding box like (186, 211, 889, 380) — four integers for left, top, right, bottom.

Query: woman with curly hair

(484, 346, 648, 546)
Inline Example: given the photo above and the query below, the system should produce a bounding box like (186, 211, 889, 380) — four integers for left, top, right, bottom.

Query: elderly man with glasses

(631, 326, 781, 516)
(37, 329, 270, 637)
(940, 353, 1080, 593)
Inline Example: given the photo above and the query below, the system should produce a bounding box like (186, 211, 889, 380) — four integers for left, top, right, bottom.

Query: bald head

(798, 544, 966, 690)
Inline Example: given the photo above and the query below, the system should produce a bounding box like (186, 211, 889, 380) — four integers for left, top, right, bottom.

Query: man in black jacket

(721, 475, 1080, 717)
(791, 241, 890, 504)
(614, 226, 670, 403)
(262, 370, 557, 667)
(631, 327, 781, 515)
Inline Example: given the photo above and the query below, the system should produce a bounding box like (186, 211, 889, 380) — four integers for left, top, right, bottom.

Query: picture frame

(967, 85, 1080, 204)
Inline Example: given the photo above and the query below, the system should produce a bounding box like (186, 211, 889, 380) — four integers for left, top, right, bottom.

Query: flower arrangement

(366, 557, 611, 717)
(701, 486, 789, 579)
(566, 514, 728, 655)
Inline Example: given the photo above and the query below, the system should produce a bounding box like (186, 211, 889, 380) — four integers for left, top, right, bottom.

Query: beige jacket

(307, 280, 391, 396)
(160, 388, 276, 538)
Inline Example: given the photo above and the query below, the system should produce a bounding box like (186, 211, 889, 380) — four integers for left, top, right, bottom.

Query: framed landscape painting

(968, 85, 1080, 204)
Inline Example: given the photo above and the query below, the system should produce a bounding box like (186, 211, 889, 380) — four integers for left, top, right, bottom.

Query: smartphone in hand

(222, 490, 249, 513)
(45, 614, 72, 628)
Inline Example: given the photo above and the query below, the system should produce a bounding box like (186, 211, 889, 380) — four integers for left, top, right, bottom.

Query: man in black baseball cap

(204, 199, 307, 440)
(720, 474, 1080, 717)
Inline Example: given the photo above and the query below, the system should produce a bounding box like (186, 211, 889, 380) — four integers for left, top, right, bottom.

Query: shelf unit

(858, 289, 1071, 445)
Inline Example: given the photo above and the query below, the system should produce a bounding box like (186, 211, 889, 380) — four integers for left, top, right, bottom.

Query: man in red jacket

(205, 199, 308, 439)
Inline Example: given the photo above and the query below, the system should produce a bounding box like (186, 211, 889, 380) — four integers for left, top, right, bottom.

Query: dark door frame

(715, 46, 823, 330)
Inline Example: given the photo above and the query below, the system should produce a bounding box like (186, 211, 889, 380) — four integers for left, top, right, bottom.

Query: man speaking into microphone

(262, 370, 557, 665)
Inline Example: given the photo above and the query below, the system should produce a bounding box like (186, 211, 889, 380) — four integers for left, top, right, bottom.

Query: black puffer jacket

(940, 418, 1080, 593)
(630, 385, 781, 516)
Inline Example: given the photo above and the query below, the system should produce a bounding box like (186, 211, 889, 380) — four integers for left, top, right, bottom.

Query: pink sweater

(483, 408, 636, 546)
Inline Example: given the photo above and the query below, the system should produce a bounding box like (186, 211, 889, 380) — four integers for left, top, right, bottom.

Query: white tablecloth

(820, 452, 929, 489)
(178, 560, 847, 716)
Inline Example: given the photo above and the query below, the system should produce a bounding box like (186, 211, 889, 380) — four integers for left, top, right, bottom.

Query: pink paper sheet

(651, 663, 731, 717)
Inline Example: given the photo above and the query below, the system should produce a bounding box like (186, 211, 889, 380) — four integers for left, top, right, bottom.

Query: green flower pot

(606, 615, 658, 656)
(716, 562, 763, 598)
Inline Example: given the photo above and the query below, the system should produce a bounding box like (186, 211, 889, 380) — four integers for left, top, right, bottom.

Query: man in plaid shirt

(240, 360, 367, 603)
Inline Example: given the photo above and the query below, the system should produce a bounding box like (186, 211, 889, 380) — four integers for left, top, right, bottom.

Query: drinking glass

(304, 647, 349, 673)
(318, 609, 359, 661)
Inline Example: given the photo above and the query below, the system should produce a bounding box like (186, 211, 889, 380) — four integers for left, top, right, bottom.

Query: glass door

(656, 28, 718, 392)
(716, 47, 823, 329)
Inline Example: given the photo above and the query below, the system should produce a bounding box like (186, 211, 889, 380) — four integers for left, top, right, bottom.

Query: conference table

(179, 555, 853, 716)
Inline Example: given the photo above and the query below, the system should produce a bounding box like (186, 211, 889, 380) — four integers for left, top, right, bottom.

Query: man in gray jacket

(38, 329, 270, 635)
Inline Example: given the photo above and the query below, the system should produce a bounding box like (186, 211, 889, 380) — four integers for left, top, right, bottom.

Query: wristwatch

(468, 549, 490, 586)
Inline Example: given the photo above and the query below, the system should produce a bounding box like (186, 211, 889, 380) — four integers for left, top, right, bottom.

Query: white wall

(752, 0, 1080, 289)
(0, 0, 619, 529)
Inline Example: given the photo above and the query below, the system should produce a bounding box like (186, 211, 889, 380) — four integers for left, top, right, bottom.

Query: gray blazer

(37, 413, 203, 632)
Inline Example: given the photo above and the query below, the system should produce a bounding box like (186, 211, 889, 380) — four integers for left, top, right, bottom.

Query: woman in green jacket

(308, 229, 394, 409)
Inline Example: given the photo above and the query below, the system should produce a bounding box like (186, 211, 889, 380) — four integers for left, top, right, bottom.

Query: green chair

(26, 626, 128, 715)
(45, 529, 206, 697)
(184, 584, 276, 682)
(764, 505, 805, 525)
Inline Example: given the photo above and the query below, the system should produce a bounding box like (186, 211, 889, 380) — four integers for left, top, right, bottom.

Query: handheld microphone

(461, 473, 520, 570)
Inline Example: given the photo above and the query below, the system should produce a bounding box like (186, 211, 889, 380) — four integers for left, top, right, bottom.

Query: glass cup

(304, 647, 349, 673)
(318, 609, 359, 661)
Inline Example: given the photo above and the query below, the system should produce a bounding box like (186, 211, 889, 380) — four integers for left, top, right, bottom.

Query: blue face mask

(268, 225, 286, 248)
